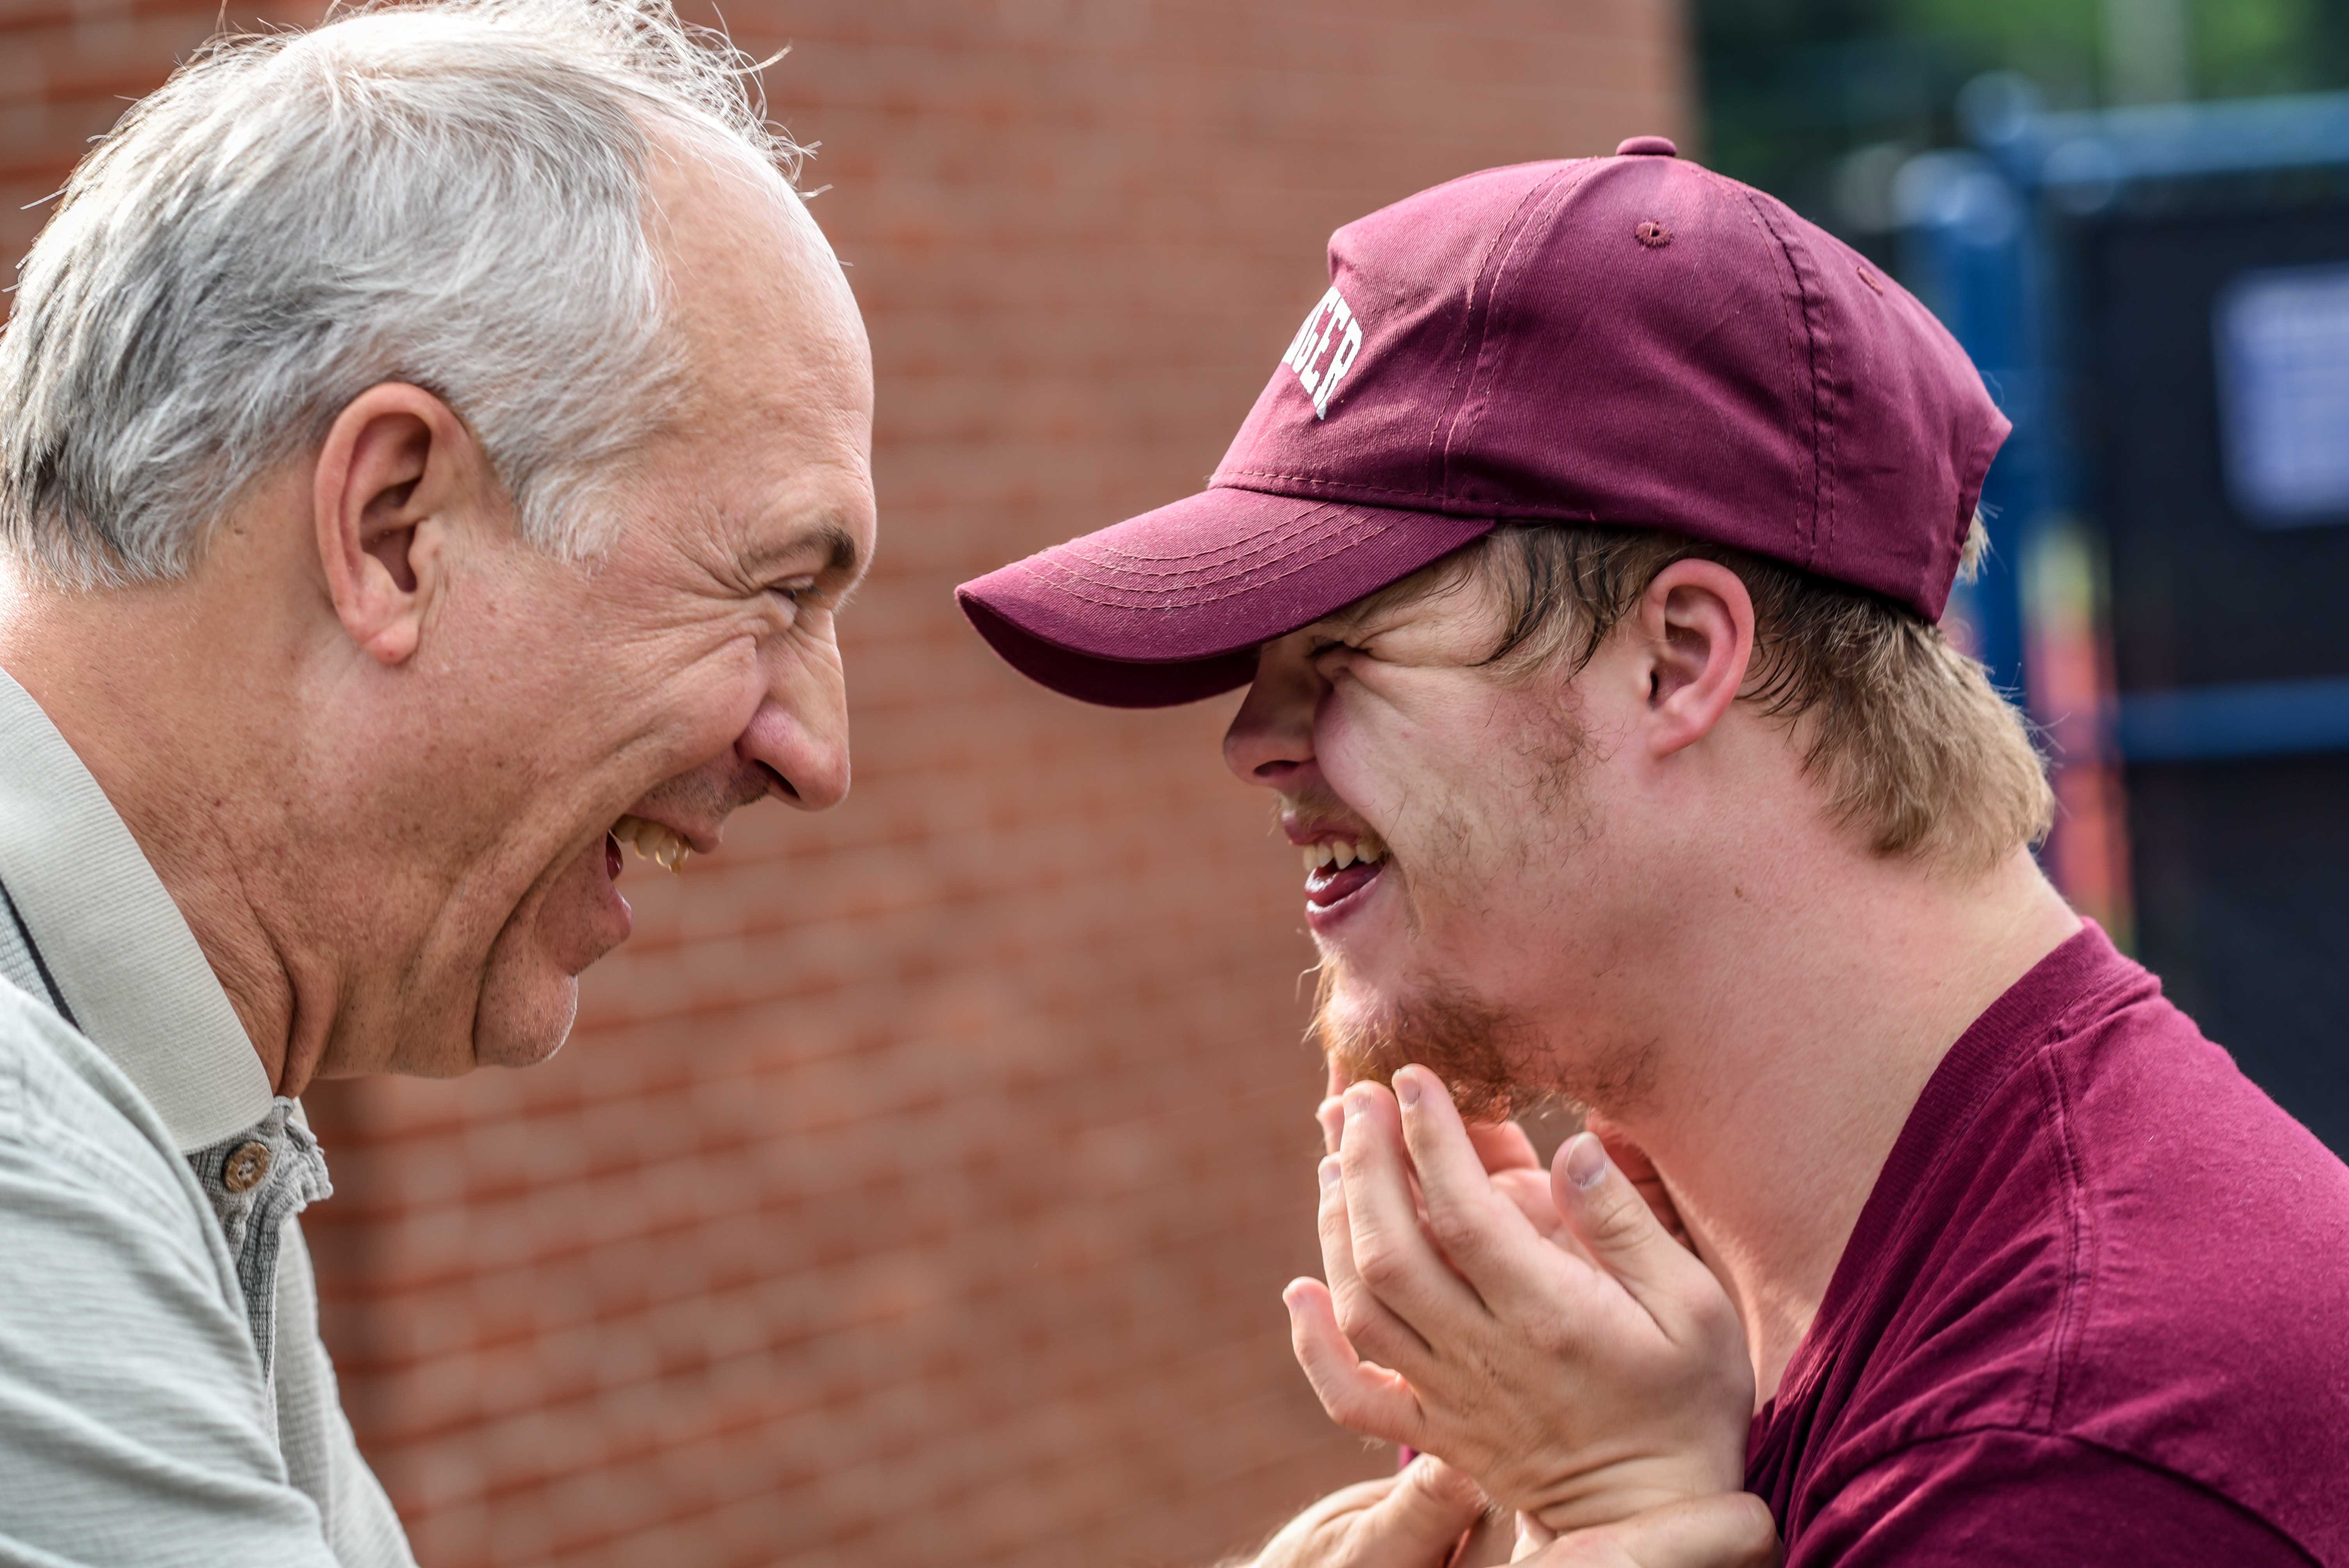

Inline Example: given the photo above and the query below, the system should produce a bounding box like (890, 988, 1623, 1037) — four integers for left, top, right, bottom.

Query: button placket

(189, 1100, 332, 1383)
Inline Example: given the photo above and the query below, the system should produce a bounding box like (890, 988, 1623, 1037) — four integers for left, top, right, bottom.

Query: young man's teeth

(1300, 837, 1387, 873)
(612, 813, 689, 873)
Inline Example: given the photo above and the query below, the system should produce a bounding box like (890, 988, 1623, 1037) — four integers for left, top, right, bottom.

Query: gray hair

(0, 0, 806, 589)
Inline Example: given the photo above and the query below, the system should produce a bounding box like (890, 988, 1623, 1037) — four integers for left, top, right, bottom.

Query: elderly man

(0, 2, 869, 1560)
(960, 145, 2349, 1564)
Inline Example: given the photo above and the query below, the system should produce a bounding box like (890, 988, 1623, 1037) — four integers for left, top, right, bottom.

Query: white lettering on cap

(1280, 285, 1366, 419)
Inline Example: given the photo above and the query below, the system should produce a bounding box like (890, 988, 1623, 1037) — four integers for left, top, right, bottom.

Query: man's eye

(1308, 636, 1365, 659)
(769, 578, 820, 607)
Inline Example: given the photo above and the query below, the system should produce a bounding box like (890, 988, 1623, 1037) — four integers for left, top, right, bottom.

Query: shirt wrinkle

(1748, 923, 2349, 1564)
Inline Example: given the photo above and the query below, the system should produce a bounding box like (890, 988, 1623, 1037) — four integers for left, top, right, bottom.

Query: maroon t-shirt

(1747, 923, 2349, 1564)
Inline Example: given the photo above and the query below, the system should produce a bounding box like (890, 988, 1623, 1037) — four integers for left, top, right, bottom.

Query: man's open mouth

(609, 813, 693, 874)
(1303, 834, 1387, 909)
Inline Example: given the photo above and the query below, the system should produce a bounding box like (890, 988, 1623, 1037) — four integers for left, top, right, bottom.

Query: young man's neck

(1592, 843, 2080, 1406)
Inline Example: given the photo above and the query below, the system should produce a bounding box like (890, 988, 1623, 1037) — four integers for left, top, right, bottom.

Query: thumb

(1360, 1456, 1489, 1568)
(1552, 1131, 1707, 1323)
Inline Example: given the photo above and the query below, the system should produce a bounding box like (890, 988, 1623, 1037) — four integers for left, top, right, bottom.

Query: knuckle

(1355, 1239, 1411, 1294)
(1423, 1201, 1486, 1259)
(1333, 1288, 1381, 1344)
(1590, 1187, 1645, 1235)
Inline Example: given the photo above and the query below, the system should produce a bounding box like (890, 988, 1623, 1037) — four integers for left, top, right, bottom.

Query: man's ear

(1634, 558, 1756, 759)
(310, 383, 488, 666)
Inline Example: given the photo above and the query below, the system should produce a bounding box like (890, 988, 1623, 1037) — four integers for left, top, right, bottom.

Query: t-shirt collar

(0, 665, 273, 1151)
(1754, 919, 2120, 1431)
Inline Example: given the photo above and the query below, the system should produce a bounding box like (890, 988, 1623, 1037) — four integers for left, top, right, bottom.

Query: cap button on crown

(1615, 135, 1678, 157)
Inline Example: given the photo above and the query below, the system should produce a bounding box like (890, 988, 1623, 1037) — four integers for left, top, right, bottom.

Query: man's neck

(0, 556, 322, 1096)
(1595, 846, 2080, 1406)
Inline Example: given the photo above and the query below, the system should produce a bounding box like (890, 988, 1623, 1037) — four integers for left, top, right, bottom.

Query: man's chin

(457, 834, 633, 1067)
(471, 966, 581, 1069)
(1310, 964, 1532, 1121)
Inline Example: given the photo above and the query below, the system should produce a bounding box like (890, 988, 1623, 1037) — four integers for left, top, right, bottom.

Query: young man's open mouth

(1299, 830, 1388, 920)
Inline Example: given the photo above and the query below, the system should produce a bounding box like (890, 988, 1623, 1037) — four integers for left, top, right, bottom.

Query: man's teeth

(613, 813, 689, 872)
(1301, 837, 1387, 873)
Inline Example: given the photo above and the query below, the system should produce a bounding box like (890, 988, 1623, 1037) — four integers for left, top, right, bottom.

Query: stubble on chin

(1310, 958, 1539, 1122)
(1308, 956, 1659, 1123)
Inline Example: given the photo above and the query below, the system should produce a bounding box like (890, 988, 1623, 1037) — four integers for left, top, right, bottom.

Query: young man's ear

(310, 383, 487, 666)
(1635, 558, 1756, 759)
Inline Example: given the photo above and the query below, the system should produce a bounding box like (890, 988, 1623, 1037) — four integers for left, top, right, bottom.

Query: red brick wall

(2, 4, 1688, 1563)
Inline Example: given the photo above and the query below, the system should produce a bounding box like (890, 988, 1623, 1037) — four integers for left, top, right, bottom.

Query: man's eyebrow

(743, 519, 864, 583)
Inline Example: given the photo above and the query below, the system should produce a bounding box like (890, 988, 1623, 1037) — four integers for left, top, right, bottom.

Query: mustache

(1274, 786, 1372, 833)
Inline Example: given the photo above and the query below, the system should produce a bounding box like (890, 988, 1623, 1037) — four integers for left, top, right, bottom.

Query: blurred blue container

(1900, 78, 2349, 1151)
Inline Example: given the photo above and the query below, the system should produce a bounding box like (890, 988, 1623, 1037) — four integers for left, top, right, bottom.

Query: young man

(959, 140, 2349, 1564)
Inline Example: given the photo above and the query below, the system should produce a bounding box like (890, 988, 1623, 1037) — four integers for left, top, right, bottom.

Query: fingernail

(1319, 1154, 1342, 1189)
(1565, 1132, 1608, 1190)
(1395, 1073, 1421, 1108)
(1342, 1088, 1365, 1120)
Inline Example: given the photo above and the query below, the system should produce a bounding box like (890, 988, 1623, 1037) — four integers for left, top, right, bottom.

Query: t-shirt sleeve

(1788, 1429, 2315, 1568)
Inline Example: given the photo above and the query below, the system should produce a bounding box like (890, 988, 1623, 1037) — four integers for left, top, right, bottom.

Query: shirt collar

(0, 665, 272, 1151)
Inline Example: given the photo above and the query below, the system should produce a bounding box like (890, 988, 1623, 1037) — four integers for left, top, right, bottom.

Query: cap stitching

(1027, 517, 1411, 611)
(1048, 508, 1375, 592)
(1215, 470, 1605, 524)
(1060, 502, 1355, 576)
(1453, 166, 1597, 485)
(1726, 180, 1820, 568)
(1218, 469, 1446, 499)
(1426, 166, 1587, 500)
(1751, 199, 1843, 570)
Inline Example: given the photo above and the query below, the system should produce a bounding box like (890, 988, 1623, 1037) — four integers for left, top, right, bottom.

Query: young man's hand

(1229, 1458, 1778, 1568)
(1285, 1066, 1754, 1534)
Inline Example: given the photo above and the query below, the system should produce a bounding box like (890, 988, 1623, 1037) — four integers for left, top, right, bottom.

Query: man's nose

(1221, 636, 1321, 788)
(738, 652, 851, 812)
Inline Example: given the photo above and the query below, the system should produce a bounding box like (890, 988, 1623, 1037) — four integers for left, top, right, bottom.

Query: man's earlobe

(1640, 559, 1756, 759)
(313, 384, 476, 667)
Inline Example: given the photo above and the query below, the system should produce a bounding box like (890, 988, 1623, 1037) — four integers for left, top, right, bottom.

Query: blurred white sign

(2215, 262, 2349, 527)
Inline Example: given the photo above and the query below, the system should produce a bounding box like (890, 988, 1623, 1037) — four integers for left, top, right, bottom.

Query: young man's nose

(1221, 636, 1323, 788)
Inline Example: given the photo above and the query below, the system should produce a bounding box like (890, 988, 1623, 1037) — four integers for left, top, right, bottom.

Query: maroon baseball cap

(957, 137, 2010, 708)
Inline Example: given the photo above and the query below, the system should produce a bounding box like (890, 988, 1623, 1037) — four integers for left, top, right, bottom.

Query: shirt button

(223, 1141, 272, 1193)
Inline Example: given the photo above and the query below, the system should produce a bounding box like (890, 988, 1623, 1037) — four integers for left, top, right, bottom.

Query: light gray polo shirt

(0, 667, 415, 1567)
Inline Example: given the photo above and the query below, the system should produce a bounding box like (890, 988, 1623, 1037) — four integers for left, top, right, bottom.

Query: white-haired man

(962, 144, 2349, 1565)
(0, 4, 870, 1561)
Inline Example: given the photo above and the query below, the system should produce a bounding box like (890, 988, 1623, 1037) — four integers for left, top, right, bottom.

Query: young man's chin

(1312, 967, 1531, 1119)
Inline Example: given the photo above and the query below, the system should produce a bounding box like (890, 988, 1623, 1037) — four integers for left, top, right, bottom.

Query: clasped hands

(1249, 1064, 1772, 1568)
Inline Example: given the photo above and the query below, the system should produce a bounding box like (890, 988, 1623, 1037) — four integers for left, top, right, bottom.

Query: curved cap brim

(956, 485, 1499, 708)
